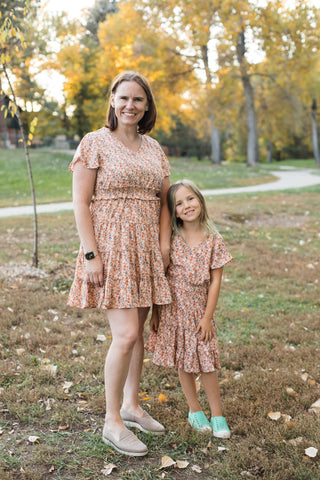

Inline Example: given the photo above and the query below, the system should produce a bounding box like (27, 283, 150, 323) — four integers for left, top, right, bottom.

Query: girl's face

(175, 186, 202, 224)
(111, 81, 149, 130)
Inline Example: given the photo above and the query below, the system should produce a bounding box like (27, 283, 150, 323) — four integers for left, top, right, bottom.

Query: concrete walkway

(0, 167, 319, 218)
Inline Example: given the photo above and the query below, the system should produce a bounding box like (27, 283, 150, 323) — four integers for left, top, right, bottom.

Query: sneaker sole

(102, 435, 148, 456)
(213, 431, 231, 439)
(188, 420, 212, 433)
(123, 419, 165, 435)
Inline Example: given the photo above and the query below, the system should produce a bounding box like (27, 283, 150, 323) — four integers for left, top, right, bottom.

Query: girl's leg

(178, 368, 202, 413)
(122, 307, 149, 413)
(104, 308, 140, 435)
(200, 371, 223, 417)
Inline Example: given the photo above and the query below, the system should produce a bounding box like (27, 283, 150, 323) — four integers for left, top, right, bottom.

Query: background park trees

(1, 0, 320, 165)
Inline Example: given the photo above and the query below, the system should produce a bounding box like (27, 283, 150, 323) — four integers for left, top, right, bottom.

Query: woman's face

(111, 81, 149, 130)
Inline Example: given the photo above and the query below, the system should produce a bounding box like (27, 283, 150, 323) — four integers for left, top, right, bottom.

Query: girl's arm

(149, 304, 159, 333)
(159, 176, 171, 270)
(72, 162, 104, 287)
(196, 267, 223, 342)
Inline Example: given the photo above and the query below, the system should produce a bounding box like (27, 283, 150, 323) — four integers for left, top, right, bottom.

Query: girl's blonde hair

(167, 179, 217, 239)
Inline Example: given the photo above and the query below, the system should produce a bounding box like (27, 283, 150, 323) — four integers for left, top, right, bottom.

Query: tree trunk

(311, 99, 320, 166)
(0, 77, 10, 148)
(201, 45, 221, 164)
(267, 140, 273, 163)
(3, 66, 39, 267)
(210, 112, 220, 164)
(237, 31, 259, 167)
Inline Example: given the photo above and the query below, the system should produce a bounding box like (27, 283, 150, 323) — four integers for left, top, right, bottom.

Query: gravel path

(0, 167, 319, 218)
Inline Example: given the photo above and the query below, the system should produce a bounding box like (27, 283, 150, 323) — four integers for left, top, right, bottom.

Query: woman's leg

(122, 307, 149, 413)
(200, 371, 223, 417)
(104, 308, 140, 434)
(178, 368, 202, 413)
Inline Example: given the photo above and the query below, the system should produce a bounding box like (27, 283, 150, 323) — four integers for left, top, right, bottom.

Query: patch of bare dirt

(0, 263, 48, 282)
(222, 212, 309, 228)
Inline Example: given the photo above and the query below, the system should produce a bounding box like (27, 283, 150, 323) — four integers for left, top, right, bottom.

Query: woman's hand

(85, 255, 104, 287)
(196, 318, 214, 343)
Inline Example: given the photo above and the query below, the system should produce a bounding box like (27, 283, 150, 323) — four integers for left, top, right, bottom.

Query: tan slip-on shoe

(120, 408, 165, 435)
(102, 425, 148, 456)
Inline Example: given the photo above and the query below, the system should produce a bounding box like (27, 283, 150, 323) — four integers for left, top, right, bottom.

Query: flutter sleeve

(69, 132, 100, 172)
(210, 233, 233, 270)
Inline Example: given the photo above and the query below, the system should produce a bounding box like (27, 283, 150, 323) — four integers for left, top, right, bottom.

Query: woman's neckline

(107, 128, 144, 154)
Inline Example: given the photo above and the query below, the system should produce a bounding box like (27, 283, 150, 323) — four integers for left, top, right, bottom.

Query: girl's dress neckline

(107, 127, 144, 154)
(177, 232, 209, 249)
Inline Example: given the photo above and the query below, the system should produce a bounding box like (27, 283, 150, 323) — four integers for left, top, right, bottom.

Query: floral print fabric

(146, 233, 232, 373)
(68, 127, 172, 309)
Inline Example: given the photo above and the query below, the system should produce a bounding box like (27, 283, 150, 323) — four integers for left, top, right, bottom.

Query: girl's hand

(149, 305, 159, 333)
(85, 255, 104, 287)
(196, 318, 214, 343)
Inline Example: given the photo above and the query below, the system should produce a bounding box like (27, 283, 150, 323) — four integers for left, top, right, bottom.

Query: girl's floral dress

(146, 233, 232, 373)
(68, 127, 172, 310)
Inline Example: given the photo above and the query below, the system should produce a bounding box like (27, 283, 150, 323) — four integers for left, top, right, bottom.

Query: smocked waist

(93, 188, 159, 202)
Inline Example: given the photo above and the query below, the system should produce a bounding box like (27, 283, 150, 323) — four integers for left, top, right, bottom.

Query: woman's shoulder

(143, 135, 163, 151)
(82, 127, 108, 141)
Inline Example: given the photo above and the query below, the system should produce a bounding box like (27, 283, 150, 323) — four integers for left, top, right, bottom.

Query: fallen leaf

(286, 387, 297, 397)
(307, 379, 316, 387)
(96, 334, 106, 342)
(58, 425, 69, 431)
(101, 463, 117, 475)
(160, 456, 176, 469)
(282, 414, 292, 423)
(288, 437, 303, 446)
(16, 348, 25, 356)
(48, 466, 55, 473)
(28, 436, 40, 444)
(308, 399, 320, 415)
(158, 393, 168, 403)
(40, 364, 57, 376)
(301, 373, 309, 382)
(268, 411, 281, 421)
(218, 446, 228, 452)
(62, 381, 73, 392)
(191, 465, 202, 473)
(143, 358, 150, 363)
(305, 447, 318, 458)
(176, 460, 189, 469)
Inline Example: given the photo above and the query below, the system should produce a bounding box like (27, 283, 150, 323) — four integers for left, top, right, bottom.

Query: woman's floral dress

(68, 127, 172, 310)
(146, 233, 232, 373)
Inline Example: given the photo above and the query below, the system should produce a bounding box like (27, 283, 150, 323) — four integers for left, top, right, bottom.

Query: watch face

(85, 251, 95, 260)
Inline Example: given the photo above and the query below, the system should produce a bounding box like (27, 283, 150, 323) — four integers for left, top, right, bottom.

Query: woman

(68, 71, 172, 456)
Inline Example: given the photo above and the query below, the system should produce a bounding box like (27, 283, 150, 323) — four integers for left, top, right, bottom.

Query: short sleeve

(69, 132, 100, 172)
(210, 234, 233, 270)
(159, 147, 170, 177)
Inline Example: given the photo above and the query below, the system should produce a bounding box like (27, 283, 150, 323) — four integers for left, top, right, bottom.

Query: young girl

(147, 179, 232, 438)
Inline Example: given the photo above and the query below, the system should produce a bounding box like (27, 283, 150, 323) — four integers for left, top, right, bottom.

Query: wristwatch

(85, 251, 98, 260)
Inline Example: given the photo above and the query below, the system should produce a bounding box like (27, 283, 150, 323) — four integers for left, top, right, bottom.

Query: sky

(43, 0, 95, 18)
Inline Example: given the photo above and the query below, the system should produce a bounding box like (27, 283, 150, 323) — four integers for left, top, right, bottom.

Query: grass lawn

(1, 147, 318, 208)
(0, 179, 319, 479)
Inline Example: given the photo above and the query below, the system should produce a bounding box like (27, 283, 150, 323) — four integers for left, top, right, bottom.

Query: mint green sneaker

(188, 411, 212, 433)
(211, 416, 231, 438)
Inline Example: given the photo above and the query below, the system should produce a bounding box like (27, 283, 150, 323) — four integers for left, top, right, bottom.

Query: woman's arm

(196, 267, 223, 342)
(72, 162, 104, 287)
(159, 175, 171, 270)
